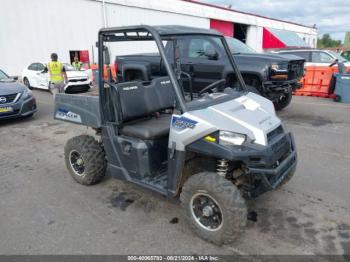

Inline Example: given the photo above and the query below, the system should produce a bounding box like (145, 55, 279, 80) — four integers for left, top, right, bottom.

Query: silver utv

(54, 25, 297, 244)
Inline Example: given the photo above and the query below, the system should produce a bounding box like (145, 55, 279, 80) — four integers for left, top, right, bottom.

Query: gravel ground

(0, 89, 349, 256)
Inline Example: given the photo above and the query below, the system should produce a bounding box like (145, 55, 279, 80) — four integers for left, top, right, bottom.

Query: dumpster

(334, 74, 350, 103)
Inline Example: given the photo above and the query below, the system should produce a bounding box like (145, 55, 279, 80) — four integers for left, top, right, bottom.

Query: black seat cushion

(120, 114, 171, 140)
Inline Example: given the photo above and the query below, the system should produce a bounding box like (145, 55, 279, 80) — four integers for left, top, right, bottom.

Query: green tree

(317, 34, 342, 48)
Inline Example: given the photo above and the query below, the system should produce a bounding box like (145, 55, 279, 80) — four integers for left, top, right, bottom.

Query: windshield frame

(99, 26, 247, 118)
(0, 69, 10, 81)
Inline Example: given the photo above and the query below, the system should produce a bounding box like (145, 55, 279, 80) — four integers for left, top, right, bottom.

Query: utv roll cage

(97, 25, 247, 123)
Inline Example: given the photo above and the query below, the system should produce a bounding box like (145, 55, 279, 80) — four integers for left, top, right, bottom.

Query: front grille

(267, 126, 283, 143)
(69, 78, 88, 82)
(65, 85, 90, 93)
(271, 135, 289, 155)
(0, 93, 19, 104)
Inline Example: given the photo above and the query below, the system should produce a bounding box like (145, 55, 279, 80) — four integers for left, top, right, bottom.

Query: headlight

(271, 63, 288, 72)
(219, 131, 246, 146)
(22, 88, 33, 99)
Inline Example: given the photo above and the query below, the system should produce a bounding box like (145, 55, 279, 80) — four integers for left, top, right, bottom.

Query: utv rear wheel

(180, 172, 247, 245)
(64, 135, 106, 185)
(274, 88, 293, 111)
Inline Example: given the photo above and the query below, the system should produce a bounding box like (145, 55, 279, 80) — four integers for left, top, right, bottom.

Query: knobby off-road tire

(274, 88, 293, 111)
(180, 172, 247, 245)
(64, 135, 106, 185)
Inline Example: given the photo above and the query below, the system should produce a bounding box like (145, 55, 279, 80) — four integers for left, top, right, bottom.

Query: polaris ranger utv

(54, 25, 297, 245)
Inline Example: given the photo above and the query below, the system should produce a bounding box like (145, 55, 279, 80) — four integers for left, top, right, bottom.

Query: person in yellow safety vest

(72, 56, 83, 71)
(46, 53, 68, 95)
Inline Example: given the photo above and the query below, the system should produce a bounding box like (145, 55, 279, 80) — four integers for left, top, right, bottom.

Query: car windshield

(0, 70, 9, 81)
(225, 37, 256, 54)
(327, 51, 348, 62)
(64, 63, 78, 71)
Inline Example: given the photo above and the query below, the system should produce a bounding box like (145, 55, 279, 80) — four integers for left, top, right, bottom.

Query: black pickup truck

(115, 36, 304, 110)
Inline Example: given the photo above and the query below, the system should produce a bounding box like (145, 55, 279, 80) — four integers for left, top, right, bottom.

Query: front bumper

(0, 96, 37, 120)
(64, 79, 92, 93)
(235, 132, 297, 198)
(187, 130, 297, 198)
(263, 79, 301, 91)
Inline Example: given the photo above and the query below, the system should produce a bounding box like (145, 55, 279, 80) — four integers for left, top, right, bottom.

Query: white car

(22, 62, 93, 93)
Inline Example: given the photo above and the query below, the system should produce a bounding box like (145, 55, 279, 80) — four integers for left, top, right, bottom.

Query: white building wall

(246, 26, 263, 52)
(102, 0, 317, 36)
(105, 2, 209, 57)
(0, 0, 103, 75)
(0, 0, 317, 75)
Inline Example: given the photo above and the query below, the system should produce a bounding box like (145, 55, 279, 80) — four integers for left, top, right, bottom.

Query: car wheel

(23, 78, 33, 90)
(180, 172, 247, 245)
(274, 88, 293, 111)
(64, 135, 107, 185)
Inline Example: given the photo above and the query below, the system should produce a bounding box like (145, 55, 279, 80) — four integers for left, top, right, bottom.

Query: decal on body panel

(172, 116, 197, 130)
(55, 108, 82, 123)
(169, 114, 217, 151)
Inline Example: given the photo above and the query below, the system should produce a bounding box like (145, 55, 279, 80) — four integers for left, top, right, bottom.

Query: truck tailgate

(54, 93, 101, 128)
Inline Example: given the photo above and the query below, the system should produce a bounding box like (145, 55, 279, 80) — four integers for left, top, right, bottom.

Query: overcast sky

(201, 0, 350, 42)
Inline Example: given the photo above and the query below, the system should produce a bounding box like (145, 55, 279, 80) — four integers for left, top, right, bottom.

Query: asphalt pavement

(0, 89, 349, 256)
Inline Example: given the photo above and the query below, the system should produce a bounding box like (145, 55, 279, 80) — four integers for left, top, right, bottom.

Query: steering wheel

(198, 79, 226, 96)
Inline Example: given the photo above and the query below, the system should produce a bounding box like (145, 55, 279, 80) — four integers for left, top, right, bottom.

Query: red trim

(182, 0, 314, 29)
(210, 19, 234, 37)
(79, 50, 89, 63)
(262, 28, 286, 49)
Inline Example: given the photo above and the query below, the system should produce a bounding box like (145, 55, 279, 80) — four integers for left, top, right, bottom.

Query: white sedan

(22, 62, 93, 93)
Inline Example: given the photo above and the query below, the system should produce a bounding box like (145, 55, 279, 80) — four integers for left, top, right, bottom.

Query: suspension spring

(217, 159, 228, 177)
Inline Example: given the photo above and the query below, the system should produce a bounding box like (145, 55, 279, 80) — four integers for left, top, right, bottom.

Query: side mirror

(329, 59, 338, 67)
(11, 76, 18, 81)
(204, 49, 218, 60)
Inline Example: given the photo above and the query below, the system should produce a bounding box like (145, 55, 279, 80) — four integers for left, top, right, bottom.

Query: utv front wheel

(180, 172, 247, 245)
(64, 135, 106, 185)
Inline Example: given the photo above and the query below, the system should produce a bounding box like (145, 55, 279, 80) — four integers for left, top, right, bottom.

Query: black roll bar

(97, 25, 188, 120)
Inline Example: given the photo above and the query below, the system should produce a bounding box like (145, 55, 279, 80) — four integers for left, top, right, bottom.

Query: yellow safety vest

(48, 61, 64, 83)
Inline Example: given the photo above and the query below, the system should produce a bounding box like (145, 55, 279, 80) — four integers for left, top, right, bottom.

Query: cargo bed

(54, 89, 101, 128)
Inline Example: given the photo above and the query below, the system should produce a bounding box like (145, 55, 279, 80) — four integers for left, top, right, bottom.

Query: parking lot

(0, 89, 350, 256)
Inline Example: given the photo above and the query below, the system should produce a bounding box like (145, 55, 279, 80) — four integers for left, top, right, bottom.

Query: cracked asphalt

(0, 89, 349, 256)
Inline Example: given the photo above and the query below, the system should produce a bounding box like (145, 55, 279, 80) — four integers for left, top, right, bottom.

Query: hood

(0, 80, 25, 95)
(186, 93, 280, 147)
(234, 52, 305, 63)
(66, 71, 88, 79)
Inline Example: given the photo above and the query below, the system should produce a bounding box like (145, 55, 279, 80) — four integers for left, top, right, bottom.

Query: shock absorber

(217, 159, 228, 177)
